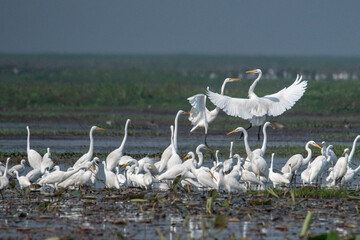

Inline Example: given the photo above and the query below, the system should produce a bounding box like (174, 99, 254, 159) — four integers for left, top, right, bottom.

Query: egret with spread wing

(188, 78, 240, 145)
(207, 69, 307, 140)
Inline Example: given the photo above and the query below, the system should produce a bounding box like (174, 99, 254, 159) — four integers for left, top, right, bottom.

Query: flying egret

(106, 119, 131, 171)
(26, 126, 43, 170)
(207, 69, 307, 140)
(187, 78, 240, 145)
(73, 126, 104, 168)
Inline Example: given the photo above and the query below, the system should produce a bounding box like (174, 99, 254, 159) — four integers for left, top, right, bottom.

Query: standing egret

(8, 159, 26, 176)
(166, 125, 182, 170)
(26, 126, 43, 170)
(0, 158, 10, 198)
(215, 162, 247, 193)
(41, 148, 54, 174)
(106, 119, 131, 171)
(102, 161, 120, 189)
(281, 140, 322, 184)
(73, 126, 104, 168)
(14, 170, 31, 190)
(227, 127, 268, 180)
(349, 135, 360, 163)
(269, 153, 290, 188)
(308, 145, 333, 185)
(158, 110, 188, 172)
(207, 69, 307, 140)
(331, 148, 349, 186)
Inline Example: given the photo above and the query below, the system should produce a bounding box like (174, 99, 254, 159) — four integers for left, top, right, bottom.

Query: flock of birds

(0, 69, 359, 196)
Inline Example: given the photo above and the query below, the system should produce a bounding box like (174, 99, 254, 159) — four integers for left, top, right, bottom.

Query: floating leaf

(248, 199, 271, 206)
(69, 190, 81, 196)
(130, 199, 148, 203)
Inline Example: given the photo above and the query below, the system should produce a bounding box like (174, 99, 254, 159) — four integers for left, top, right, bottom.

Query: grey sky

(1, 1, 359, 56)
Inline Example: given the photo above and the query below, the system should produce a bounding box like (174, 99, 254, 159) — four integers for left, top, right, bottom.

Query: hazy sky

(1, 1, 359, 56)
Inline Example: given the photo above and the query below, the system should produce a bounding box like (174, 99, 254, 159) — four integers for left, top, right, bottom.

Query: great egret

(341, 164, 360, 185)
(26, 126, 43, 170)
(8, 159, 26, 176)
(73, 126, 104, 168)
(331, 148, 349, 186)
(281, 140, 322, 184)
(106, 119, 131, 171)
(227, 127, 268, 180)
(102, 161, 120, 189)
(320, 141, 337, 166)
(207, 69, 307, 140)
(158, 110, 188, 172)
(349, 135, 360, 163)
(308, 145, 333, 185)
(269, 153, 290, 188)
(41, 148, 54, 174)
(0, 158, 10, 198)
(187, 78, 240, 145)
(14, 170, 31, 189)
(215, 162, 246, 193)
(166, 125, 182, 171)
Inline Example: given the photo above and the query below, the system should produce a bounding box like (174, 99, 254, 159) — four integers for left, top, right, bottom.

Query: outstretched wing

(187, 94, 207, 124)
(259, 75, 307, 117)
(207, 75, 307, 119)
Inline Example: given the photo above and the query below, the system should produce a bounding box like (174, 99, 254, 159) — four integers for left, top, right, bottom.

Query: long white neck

(302, 142, 313, 165)
(170, 125, 176, 154)
(229, 141, 233, 158)
(248, 72, 262, 98)
(119, 119, 130, 152)
(196, 148, 204, 167)
(174, 112, 182, 151)
(4, 158, 10, 178)
(88, 128, 95, 155)
(26, 127, 30, 152)
(260, 124, 269, 155)
(270, 155, 274, 172)
(354, 165, 360, 173)
(241, 129, 252, 157)
(349, 135, 360, 162)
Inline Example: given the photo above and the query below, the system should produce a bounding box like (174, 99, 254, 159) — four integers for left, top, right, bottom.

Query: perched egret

(208, 69, 307, 140)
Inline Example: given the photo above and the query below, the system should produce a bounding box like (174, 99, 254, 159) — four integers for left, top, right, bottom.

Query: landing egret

(26, 126, 42, 170)
(269, 153, 290, 188)
(188, 78, 240, 145)
(41, 148, 54, 174)
(73, 126, 104, 168)
(106, 119, 131, 171)
(208, 69, 307, 140)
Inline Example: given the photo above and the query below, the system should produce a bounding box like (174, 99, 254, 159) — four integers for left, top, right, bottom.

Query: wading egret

(41, 148, 54, 174)
(269, 153, 290, 188)
(26, 126, 42, 170)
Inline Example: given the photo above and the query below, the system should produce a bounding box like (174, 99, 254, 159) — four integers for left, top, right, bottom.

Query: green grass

(1, 54, 360, 114)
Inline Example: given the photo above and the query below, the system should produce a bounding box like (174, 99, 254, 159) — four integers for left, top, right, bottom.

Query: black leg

(257, 126, 262, 141)
(240, 123, 252, 139)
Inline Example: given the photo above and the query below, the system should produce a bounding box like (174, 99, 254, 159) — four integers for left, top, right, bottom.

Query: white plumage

(207, 69, 307, 126)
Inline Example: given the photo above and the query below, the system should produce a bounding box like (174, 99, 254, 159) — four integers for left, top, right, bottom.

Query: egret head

(224, 78, 241, 83)
(246, 69, 262, 74)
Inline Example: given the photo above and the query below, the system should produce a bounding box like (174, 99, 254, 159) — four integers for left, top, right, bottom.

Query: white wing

(207, 75, 307, 119)
(187, 94, 207, 125)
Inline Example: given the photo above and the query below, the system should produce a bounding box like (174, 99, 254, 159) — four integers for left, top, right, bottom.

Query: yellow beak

(120, 162, 129, 169)
(183, 154, 190, 160)
(183, 112, 190, 115)
(97, 127, 105, 131)
(230, 78, 241, 82)
(246, 70, 257, 74)
(227, 129, 238, 135)
(313, 142, 322, 150)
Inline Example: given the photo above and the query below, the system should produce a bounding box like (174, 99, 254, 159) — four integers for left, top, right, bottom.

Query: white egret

(300, 162, 311, 185)
(41, 148, 54, 174)
(241, 169, 264, 190)
(308, 145, 333, 185)
(215, 162, 247, 193)
(102, 161, 120, 189)
(282, 163, 293, 182)
(269, 153, 290, 188)
(320, 141, 337, 166)
(227, 127, 268, 180)
(14, 170, 31, 189)
(158, 110, 188, 172)
(73, 126, 104, 168)
(166, 125, 182, 171)
(106, 119, 131, 171)
(188, 78, 241, 145)
(0, 158, 10, 197)
(188, 159, 217, 190)
(8, 159, 26, 176)
(26, 126, 43, 170)
(349, 135, 360, 163)
(281, 140, 322, 184)
(341, 164, 360, 185)
(26, 168, 42, 182)
(207, 69, 307, 140)
(331, 148, 349, 186)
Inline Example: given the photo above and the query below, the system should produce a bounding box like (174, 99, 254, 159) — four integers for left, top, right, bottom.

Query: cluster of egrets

(0, 69, 359, 196)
